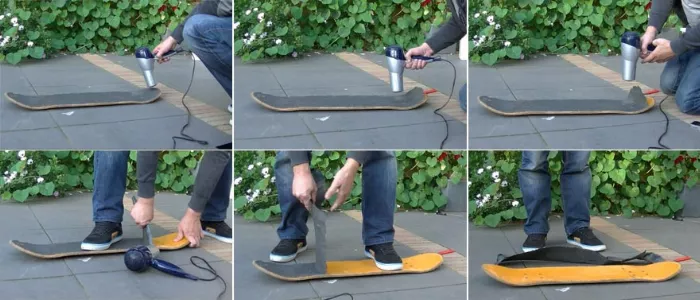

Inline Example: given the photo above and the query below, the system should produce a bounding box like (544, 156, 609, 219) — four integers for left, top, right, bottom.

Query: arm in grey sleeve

(672, 25, 700, 54)
(287, 151, 312, 166)
(425, 12, 465, 53)
(648, 0, 674, 31)
(170, 0, 232, 43)
(346, 151, 370, 165)
(188, 151, 232, 213)
(137, 151, 160, 198)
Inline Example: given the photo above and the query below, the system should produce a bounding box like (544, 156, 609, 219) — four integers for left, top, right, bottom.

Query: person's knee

(183, 14, 212, 41)
(659, 71, 677, 95)
(563, 151, 590, 173)
(674, 90, 700, 114)
(521, 151, 547, 171)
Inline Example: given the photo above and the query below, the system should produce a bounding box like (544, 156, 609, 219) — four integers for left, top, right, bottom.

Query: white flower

(260, 32, 267, 38)
(233, 22, 240, 30)
(18, 25, 23, 31)
(476, 200, 484, 208)
(20, 156, 26, 161)
(512, 200, 519, 207)
(233, 177, 243, 185)
(476, 194, 481, 199)
(504, 41, 511, 47)
(254, 8, 259, 12)
(266, 21, 272, 27)
(27, 41, 33, 47)
(467, 181, 472, 187)
(477, 168, 484, 174)
(473, 35, 478, 39)
(486, 166, 492, 170)
(10, 17, 17, 24)
(246, 189, 252, 194)
(501, 180, 508, 187)
(275, 39, 282, 45)
(247, 164, 254, 170)
(487, 16, 494, 24)
(271, 176, 276, 183)
(256, 162, 262, 166)
(474, 13, 480, 18)
(491, 171, 500, 179)
(0, 15, 4, 20)
(20, 170, 27, 176)
(495, 24, 501, 30)
(3, 171, 7, 175)
(482, 11, 487, 14)
(243, 38, 250, 45)
(6, 13, 10, 17)
(18, 150, 25, 158)
(53, 191, 59, 197)
(244, 33, 249, 37)
(483, 194, 491, 202)
(37, 177, 44, 183)
(245, 10, 251, 15)
(264, 173, 270, 178)
(257, 13, 265, 21)
(261, 167, 269, 175)
(494, 193, 501, 200)
(495, 178, 501, 183)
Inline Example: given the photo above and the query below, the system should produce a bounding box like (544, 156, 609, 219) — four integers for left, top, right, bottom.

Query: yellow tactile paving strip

(78, 54, 231, 135)
(342, 210, 466, 278)
(335, 53, 466, 124)
(122, 195, 232, 262)
(561, 54, 700, 125)
(591, 216, 700, 283)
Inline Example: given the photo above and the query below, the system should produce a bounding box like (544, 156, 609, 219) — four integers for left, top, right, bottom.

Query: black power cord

(649, 95, 670, 150)
(324, 293, 353, 299)
(428, 58, 458, 149)
(172, 52, 209, 149)
(189, 256, 227, 300)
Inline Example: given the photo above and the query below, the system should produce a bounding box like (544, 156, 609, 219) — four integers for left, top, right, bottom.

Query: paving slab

(235, 134, 322, 150)
(469, 134, 549, 150)
(313, 120, 466, 149)
(234, 53, 467, 149)
(393, 212, 467, 256)
(0, 276, 88, 300)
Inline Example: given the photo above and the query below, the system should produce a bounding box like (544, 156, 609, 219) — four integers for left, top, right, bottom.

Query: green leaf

(163, 153, 177, 164)
(38, 165, 51, 175)
(421, 200, 435, 211)
(484, 214, 501, 227)
(609, 169, 626, 185)
(12, 189, 29, 202)
(265, 47, 278, 55)
(29, 47, 45, 59)
(668, 198, 684, 212)
(255, 208, 271, 222)
(291, 7, 303, 19)
(501, 209, 514, 220)
(5, 52, 21, 65)
(338, 26, 351, 38)
(27, 31, 41, 41)
(656, 205, 671, 217)
(506, 46, 522, 59)
(234, 196, 248, 209)
(40, 182, 56, 196)
(18, 10, 31, 21)
(598, 183, 615, 195)
(353, 24, 366, 34)
(514, 206, 528, 219)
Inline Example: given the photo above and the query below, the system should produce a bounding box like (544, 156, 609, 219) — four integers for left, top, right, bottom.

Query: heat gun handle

(152, 259, 198, 280)
(646, 44, 656, 52)
(159, 49, 184, 58)
(411, 55, 440, 62)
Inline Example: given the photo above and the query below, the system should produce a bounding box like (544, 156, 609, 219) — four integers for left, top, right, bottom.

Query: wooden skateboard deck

(253, 253, 443, 281)
(10, 233, 188, 259)
(4, 88, 161, 110)
(478, 86, 654, 116)
(251, 87, 427, 111)
(482, 261, 681, 286)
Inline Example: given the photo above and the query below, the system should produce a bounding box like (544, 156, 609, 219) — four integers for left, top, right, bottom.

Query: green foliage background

(0, 0, 192, 64)
(234, 151, 467, 222)
(469, 0, 682, 65)
(0, 151, 204, 202)
(234, 0, 451, 61)
(469, 151, 699, 227)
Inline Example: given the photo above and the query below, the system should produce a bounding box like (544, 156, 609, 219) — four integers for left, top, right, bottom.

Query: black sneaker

(80, 222, 123, 251)
(567, 227, 606, 251)
(269, 239, 307, 262)
(365, 243, 403, 271)
(522, 234, 547, 252)
(201, 221, 232, 244)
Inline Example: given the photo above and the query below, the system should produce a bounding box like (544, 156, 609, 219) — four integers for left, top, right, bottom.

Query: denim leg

(458, 83, 467, 112)
(183, 14, 232, 97)
(659, 54, 684, 96)
(92, 151, 129, 223)
(360, 151, 398, 246)
(560, 151, 592, 235)
(671, 50, 700, 114)
(519, 151, 551, 235)
(201, 154, 232, 222)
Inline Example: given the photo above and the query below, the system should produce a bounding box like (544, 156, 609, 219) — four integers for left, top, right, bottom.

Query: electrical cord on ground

(324, 293, 353, 299)
(172, 52, 209, 149)
(649, 95, 670, 150)
(189, 256, 227, 300)
(430, 58, 458, 149)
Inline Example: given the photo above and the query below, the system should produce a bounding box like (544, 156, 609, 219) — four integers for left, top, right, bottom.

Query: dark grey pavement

(469, 54, 700, 149)
(0, 192, 232, 299)
(469, 216, 700, 300)
(234, 211, 466, 300)
(0, 54, 230, 149)
(234, 52, 467, 150)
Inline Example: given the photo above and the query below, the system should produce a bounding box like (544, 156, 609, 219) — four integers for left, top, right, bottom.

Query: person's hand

(640, 27, 657, 59)
(405, 43, 434, 70)
(325, 158, 360, 211)
(642, 38, 675, 63)
(292, 163, 317, 210)
(130, 197, 154, 228)
(174, 208, 204, 247)
(153, 36, 178, 64)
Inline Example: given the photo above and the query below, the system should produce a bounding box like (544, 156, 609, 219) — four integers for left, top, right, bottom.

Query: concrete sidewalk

(234, 211, 466, 300)
(469, 53, 700, 149)
(0, 54, 230, 149)
(233, 52, 467, 149)
(469, 216, 700, 300)
(0, 192, 232, 299)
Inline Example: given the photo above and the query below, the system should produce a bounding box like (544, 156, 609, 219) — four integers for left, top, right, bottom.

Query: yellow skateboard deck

(482, 261, 682, 286)
(254, 253, 443, 281)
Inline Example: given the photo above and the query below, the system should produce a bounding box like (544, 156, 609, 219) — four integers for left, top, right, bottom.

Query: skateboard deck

(482, 261, 681, 286)
(253, 253, 444, 281)
(10, 232, 188, 259)
(478, 86, 654, 116)
(251, 87, 427, 111)
(4, 88, 161, 110)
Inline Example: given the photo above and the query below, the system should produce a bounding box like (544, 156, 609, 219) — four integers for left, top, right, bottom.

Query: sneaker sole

(567, 239, 607, 252)
(80, 235, 123, 251)
(363, 250, 403, 271)
(202, 230, 232, 244)
(269, 245, 307, 263)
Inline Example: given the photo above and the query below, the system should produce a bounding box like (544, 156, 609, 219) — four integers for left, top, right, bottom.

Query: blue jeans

(274, 151, 397, 246)
(92, 151, 232, 223)
(183, 14, 232, 98)
(519, 151, 591, 236)
(659, 49, 700, 114)
(459, 83, 466, 112)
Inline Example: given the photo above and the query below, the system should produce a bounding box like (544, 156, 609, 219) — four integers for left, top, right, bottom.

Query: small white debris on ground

(315, 116, 330, 121)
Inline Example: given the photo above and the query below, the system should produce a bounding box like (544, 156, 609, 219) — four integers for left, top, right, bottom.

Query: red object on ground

(437, 152, 448, 161)
(674, 256, 691, 262)
(644, 89, 660, 95)
(646, 1, 652, 11)
(438, 249, 455, 255)
(424, 88, 438, 95)
(421, 0, 432, 7)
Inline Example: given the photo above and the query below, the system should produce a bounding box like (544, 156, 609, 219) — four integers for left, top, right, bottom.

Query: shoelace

(575, 228, 596, 240)
(275, 239, 298, 252)
(373, 244, 398, 257)
(89, 223, 116, 238)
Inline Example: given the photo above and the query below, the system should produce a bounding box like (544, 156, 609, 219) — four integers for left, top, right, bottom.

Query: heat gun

(385, 45, 441, 92)
(135, 46, 185, 88)
(621, 31, 657, 81)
